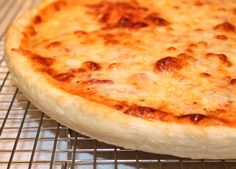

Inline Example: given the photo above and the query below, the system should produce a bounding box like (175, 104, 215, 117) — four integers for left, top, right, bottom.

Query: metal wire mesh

(0, 0, 236, 168)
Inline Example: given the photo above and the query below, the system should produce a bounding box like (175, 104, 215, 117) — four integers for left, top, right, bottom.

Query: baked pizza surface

(17, 0, 236, 126)
(5, 0, 236, 159)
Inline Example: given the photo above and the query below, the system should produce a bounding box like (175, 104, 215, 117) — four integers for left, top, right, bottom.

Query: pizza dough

(5, 0, 236, 159)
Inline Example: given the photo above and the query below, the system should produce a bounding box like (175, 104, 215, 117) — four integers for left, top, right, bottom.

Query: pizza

(5, 0, 236, 159)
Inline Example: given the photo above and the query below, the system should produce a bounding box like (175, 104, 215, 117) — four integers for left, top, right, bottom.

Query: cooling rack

(0, 0, 236, 168)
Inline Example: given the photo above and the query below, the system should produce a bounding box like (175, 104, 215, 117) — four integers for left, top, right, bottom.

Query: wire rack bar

(71, 132, 77, 169)
(0, 88, 18, 136)
(28, 113, 44, 169)
(7, 101, 30, 169)
(50, 123, 60, 169)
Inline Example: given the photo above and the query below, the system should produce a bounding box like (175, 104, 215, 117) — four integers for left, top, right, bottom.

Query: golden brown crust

(5, 0, 236, 159)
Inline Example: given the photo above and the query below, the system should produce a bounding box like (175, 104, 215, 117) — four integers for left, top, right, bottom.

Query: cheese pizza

(5, 0, 236, 159)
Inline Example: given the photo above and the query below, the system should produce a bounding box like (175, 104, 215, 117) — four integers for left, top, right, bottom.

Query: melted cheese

(19, 0, 236, 125)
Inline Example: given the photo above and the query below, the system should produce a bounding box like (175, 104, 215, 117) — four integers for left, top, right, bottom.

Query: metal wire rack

(0, 0, 236, 168)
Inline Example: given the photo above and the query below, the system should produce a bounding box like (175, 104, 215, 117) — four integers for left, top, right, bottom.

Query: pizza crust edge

(4, 0, 236, 159)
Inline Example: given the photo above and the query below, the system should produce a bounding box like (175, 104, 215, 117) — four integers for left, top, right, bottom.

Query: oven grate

(0, 0, 236, 169)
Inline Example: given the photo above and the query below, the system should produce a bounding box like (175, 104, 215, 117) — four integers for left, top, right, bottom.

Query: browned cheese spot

(46, 41, 62, 48)
(195, 28, 204, 32)
(54, 73, 75, 81)
(205, 53, 232, 66)
(114, 101, 129, 111)
(124, 106, 156, 117)
(33, 15, 42, 24)
(185, 41, 208, 54)
(83, 61, 101, 71)
(100, 33, 119, 45)
(11, 49, 54, 67)
(200, 72, 211, 78)
(214, 21, 235, 32)
(74, 30, 88, 36)
(32, 55, 54, 67)
(198, 41, 208, 47)
(24, 26, 37, 37)
(173, 5, 180, 9)
(88, 1, 169, 30)
(230, 79, 236, 85)
(53, 0, 67, 11)
(69, 68, 87, 74)
(194, 0, 206, 6)
(187, 43, 198, 48)
(166, 46, 177, 51)
(185, 48, 194, 54)
(177, 53, 193, 60)
(154, 56, 183, 73)
(82, 79, 113, 85)
(107, 63, 122, 71)
(232, 8, 236, 15)
(144, 13, 169, 26)
(179, 114, 206, 123)
(215, 34, 228, 40)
